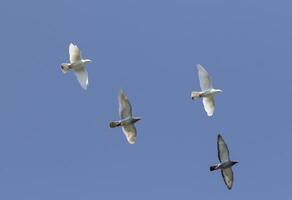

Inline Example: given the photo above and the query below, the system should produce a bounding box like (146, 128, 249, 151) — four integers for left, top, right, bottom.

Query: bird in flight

(191, 64, 222, 116)
(61, 43, 92, 90)
(210, 134, 238, 190)
(109, 90, 141, 144)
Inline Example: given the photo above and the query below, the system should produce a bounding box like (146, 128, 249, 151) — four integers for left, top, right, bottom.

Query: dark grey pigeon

(109, 90, 141, 144)
(210, 134, 238, 190)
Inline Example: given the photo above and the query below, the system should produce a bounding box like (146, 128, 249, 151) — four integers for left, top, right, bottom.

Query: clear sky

(0, 0, 291, 199)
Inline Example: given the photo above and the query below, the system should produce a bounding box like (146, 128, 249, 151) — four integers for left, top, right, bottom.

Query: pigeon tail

(61, 63, 71, 74)
(210, 165, 217, 171)
(191, 91, 202, 100)
(109, 121, 121, 128)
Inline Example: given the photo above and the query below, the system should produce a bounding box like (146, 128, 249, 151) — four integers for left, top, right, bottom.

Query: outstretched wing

(122, 124, 137, 144)
(217, 134, 230, 162)
(69, 43, 81, 63)
(202, 97, 215, 117)
(74, 67, 88, 90)
(119, 90, 132, 119)
(221, 168, 233, 190)
(197, 64, 213, 91)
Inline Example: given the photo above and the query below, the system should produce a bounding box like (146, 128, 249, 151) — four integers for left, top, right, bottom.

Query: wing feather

(217, 134, 230, 162)
(69, 43, 81, 63)
(197, 64, 213, 91)
(202, 97, 215, 117)
(221, 168, 233, 190)
(119, 90, 132, 119)
(122, 125, 137, 144)
(74, 67, 88, 90)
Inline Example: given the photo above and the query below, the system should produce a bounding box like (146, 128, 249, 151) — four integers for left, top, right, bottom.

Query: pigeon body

(191, 64, 222, 116)
(191, 88, 222, 99)
(210, 160, 238, 171)
(210, 134, 238, 190)
(109, 90, 141, 144)
(109, 117, 141, 128)
(61, 43, 92, 90)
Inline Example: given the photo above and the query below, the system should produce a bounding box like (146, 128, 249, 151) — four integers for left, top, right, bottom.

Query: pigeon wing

(202, 97, 215, 117)
(74, 67, 88, 90)
(69, 43, 81, 63)
(217, 134, 230, 162)
(119, 90, 132, 119)
(197, 64, 213, 91)
(221, 168, 233, 190)
(122, 125, 137, 144)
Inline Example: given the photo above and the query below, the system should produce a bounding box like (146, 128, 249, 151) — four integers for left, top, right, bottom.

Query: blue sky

(0, 0, 291, 199)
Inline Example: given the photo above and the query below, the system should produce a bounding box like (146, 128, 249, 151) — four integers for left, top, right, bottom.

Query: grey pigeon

(61, 43, 92, 90)
(191, 64, 222, 116)
(210, 134, 238, 190)
(109, 90, 141, 144)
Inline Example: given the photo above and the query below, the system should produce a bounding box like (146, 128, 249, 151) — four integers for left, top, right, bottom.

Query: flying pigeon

(109, 90, 141, 144)
(191, 64, 222, 116)
(60, 43, 92, 90)
(210, 134, 238, 190)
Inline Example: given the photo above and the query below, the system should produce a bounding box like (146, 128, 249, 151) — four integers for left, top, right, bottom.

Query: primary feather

(74, 67, 88, 90)
(197, 64, 213, 91)
(69, 43, 81, 63)
(119, 90, 132, 119)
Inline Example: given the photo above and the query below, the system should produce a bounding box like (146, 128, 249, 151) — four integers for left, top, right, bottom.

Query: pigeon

(109, 90, 141, 144)
(61, 43, 92, 90)
(191, 64, 222, 116)
(210, 134, 238, 190)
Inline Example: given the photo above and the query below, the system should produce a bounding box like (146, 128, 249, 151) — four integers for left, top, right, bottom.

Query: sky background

(0, 0, 291, 199)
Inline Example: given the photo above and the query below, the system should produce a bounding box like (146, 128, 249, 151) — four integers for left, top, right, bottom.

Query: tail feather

(191, 91, 202, 100)
(109, 121, 121, 128)
(61, 63, 70, 74)
(210, 165, 217, 171)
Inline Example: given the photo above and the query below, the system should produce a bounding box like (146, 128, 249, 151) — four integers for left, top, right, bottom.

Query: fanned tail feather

(210, 165, 217, 171)
(109, 121, 121, 128)
(61, 63, 71, 74)
(191, 91, 202, 100)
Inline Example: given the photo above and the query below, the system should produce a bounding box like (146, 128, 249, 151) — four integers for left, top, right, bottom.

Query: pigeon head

(213, 88, 223, 94)
(82, 59, 92, 64)
(133, 117, 141, 123)
(231, 161, 239, 166)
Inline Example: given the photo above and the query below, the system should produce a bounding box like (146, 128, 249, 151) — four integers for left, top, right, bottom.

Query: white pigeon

(109, 90, 141, 144)
(61, 43, 92, 90)
(210, 134, 238, 190)
(191, 64, 222, 116)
